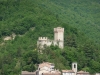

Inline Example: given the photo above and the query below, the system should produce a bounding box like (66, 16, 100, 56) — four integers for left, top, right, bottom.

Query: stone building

(36, 62, 61, 75)
(37, 27, 64, 49)
(77, 71, 90, 75)
(62, 62, 90, 75)
(96, 73, 100, 75)
(21, 62, 91, 75)
(62, 70, 75, 75)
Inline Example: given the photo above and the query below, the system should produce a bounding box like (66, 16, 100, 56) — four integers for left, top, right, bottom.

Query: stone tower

(37, 27, 64, 49)
(72, 62, 77, 75)
(54, 27, 64, 49)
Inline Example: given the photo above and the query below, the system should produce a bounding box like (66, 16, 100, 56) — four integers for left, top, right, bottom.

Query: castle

(37, 27, 64, 49)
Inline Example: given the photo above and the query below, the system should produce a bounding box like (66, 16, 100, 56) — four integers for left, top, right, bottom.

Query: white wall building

(62, 62, 90, 75)
(96, 73, 100, 75)
(37, 27, 64, 49)
(77, 71, 90, 75)
(62, 70, 75, 75)
(36, 62, 61, 75)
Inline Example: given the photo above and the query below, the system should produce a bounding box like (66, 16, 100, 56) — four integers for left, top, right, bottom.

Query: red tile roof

(43, 72, 61, 75)
(77, 71, 89, 74)
(39, 62, 54, 68)
(21, 71, 36, 75)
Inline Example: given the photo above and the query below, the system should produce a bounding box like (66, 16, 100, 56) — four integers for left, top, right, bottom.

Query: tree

(65, 34, 77, 48)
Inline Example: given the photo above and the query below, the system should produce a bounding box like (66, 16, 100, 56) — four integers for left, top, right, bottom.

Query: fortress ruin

(37, 27, 64, 49)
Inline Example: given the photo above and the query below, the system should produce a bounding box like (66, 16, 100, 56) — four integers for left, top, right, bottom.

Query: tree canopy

(0, 0, 100, 75)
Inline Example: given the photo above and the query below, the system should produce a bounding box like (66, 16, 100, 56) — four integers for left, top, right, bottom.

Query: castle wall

(37, 27, 64, 49)
(58, 41, 64, 49)
(37, 40, 57, 48)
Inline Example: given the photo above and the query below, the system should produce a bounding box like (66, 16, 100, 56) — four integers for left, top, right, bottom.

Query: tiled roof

(62, 70, 75, 73)
(77, 71, 89, 74)
(39, 62, 54, 68)
(43, 71, 61, 75)
(21, 71, 36, 75)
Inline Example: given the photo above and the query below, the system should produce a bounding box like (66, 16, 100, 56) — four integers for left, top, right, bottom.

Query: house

(77, 71, 90, 75)
(36, 62, 61, 75)
(21, 62, 91, 75)
(95, 73, 100, 75)
(62, 70, 75, 75)
(62, 62, 77, 75)
(62, 62, 90, 75)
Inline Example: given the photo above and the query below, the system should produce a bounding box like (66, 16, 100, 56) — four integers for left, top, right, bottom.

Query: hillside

(36, 0, 100, 44)
(0, 0, 100, 75)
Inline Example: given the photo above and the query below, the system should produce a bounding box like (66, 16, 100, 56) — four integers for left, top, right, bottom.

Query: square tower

(54, 27, 64, 41)
(54, 27, 64, 49)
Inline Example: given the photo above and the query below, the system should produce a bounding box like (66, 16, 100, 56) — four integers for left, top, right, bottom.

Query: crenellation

(37, 27, 64, 49)
(38, 37, 48, 41)
(54, 27, 64, 32)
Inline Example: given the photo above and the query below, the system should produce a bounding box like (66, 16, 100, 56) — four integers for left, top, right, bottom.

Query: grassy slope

(37, 0, 100, 43)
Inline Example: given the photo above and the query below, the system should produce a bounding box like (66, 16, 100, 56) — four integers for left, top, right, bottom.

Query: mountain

(0, 0, 100, 75)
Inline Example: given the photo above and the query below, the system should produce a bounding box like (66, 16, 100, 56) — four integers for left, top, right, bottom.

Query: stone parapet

(54, 27, 64, 32)
(38, 37, 48, 41)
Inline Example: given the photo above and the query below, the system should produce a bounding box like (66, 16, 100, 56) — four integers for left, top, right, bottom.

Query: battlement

(37, 27, 64, 49)
(38, 37, 48, 41)
(54, 27, 64, 32)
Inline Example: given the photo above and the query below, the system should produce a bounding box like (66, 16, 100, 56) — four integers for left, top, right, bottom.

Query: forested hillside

(0, 0, 100, 75)
(39, 0, 100, 44)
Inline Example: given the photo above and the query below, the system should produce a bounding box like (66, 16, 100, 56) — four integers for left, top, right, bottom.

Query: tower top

(72, 62, 77, 64)
(54, 27, 64, 32)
